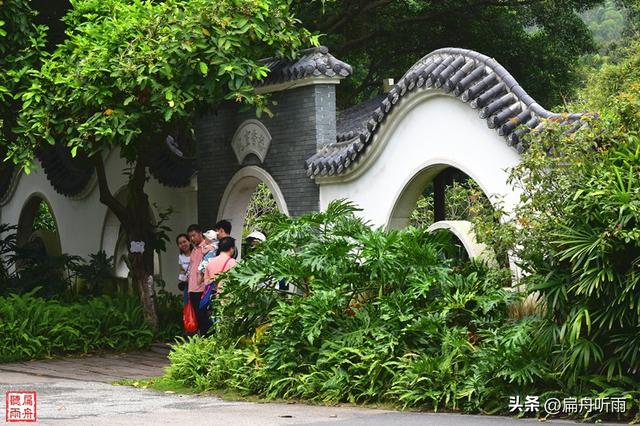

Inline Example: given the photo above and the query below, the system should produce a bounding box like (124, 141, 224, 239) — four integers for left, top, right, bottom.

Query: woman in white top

(176, 233, 192, 299)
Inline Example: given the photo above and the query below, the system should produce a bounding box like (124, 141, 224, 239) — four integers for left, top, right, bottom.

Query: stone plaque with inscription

(231, 119, 272, 164)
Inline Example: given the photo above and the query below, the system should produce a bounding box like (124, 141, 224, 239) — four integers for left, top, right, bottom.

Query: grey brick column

(195, 83, 337, 229)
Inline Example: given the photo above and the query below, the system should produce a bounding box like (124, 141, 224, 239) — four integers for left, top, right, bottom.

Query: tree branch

(131, 155, 146, 195)
(92, 153, 127, 224)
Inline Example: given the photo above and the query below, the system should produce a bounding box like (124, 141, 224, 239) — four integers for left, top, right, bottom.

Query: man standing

(186, 224, 210, 335)
(213, 220, 236, 258)
(213, 220, 231, 238)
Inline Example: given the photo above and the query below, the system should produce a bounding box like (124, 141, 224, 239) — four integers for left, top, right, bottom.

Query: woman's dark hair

(218, 236, 235, 253)
(176, 233, 189, 244)
(176, 233, 192, 254)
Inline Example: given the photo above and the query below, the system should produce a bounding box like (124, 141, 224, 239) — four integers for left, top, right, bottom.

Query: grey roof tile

(307, 47, 588, 178)
(147, 136, 197, 188)
(257, 46, 353, 87)
(35, 144, 93, 197)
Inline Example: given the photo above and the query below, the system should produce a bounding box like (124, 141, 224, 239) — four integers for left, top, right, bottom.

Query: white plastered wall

(0, 147, 197, 290)
(318, 92, 522, 228)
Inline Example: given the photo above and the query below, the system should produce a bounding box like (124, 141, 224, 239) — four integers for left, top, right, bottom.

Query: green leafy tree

(582, 0, 628, 49)
(0, 0, 46, 157)
(32, 201, 57, 233)
(409, 179, 493, 229)
(244, 182, 278, 239)
(297, 0, 610, 108)
(8, 0, 316, 329)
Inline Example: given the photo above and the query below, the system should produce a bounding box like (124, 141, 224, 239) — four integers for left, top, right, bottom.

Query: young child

(198, 229, 218, 274)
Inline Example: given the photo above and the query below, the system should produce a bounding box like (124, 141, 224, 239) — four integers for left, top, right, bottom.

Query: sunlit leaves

(11, 0, 316, 167)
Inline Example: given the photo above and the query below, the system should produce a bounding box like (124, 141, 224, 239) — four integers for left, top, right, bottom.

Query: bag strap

(206, 257, 232, 292)
(221, 257, 232, 272)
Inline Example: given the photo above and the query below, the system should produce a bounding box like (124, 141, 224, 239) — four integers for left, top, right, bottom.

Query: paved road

(0, 347, 612, 425)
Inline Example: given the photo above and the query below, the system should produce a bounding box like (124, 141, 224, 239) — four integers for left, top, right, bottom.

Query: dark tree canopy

(30, 0, 71, 50)
(7, 0, 634, 113)
(295, 0, 607, 109)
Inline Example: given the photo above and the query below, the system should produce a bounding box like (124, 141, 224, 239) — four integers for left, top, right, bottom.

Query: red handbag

(183, 300, 198, 333)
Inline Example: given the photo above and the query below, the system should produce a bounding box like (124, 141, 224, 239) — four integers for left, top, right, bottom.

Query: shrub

(0, 289, 154, 362)
(166, 202, 534, 409)
(73, 250, 117, 296)
(472, 42, 640, 391)
(165, 201, 640, 419)
(466, 39, 640, 418)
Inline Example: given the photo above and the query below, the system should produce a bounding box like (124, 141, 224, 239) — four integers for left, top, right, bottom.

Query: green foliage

(11, 0, 317, 168)
(32, 200, 57, 232)
(409, 179, 493, 229)
(582, 0, 628, 50)
(296, 0, 602, 108)
(0, 290, 154, 362)
(510, 120, 640, 384)
(165, 200, 640, 418)
(469, 38, 640, 410)
(73, 250, 116, 296)
(150, 203, 174, 254)
(244, 182, 278, 239)
(0, 0, 46, 150)
(8, 247, 80, 297)
(166, 201, 545, 412)
(577, 1, 638, 91)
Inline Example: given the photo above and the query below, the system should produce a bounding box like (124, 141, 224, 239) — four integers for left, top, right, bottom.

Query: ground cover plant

(0, 224, 182, 361)
(0, 290, 154, 363)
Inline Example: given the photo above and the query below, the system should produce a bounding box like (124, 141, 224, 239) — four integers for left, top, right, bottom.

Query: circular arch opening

(387, 164, 494, 231)
(17, 194, 61, 257)
(387, 164, 501, 266)
(217, 166, 289, 259)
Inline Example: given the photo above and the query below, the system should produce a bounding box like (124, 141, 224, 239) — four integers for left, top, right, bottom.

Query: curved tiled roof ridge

(27, 135, 196, 198)
(257, 46, 353, 87)
(0, 158, 17, 203)
(36, 144, 94, 197)
(306, 47, 586, 178)
(147, 135, 197, 188)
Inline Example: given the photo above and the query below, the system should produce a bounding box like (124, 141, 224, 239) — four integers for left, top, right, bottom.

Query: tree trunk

(125, 167, 159, 332)
(128, 242, 158, 331)
(93, 153, 159, 331)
